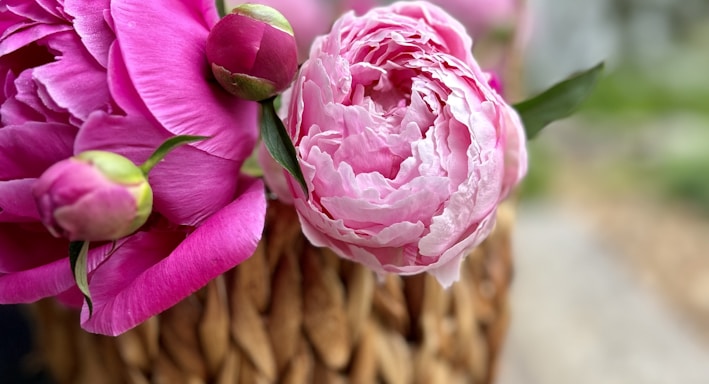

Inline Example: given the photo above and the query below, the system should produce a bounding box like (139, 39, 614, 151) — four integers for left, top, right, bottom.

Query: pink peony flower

(271, 1, 527, 287)
(33, 151, 153, 242)
(0, 0, 265, 335)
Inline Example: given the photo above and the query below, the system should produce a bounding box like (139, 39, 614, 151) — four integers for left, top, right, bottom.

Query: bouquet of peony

(0, 0, 599, 361)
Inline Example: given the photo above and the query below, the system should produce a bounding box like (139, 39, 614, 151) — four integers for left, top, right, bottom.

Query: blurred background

(3, 0, 709, 383)
(498, 0, 709, 382)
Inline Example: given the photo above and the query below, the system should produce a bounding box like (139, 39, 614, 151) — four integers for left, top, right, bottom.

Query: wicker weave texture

(34, 201, 514, 384)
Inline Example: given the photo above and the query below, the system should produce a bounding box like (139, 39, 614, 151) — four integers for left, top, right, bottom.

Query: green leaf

(514, 62, 604, 139)
(139, 135, 209, 174)
(259, 97, 308, 195)
(69, 241, 93, 315)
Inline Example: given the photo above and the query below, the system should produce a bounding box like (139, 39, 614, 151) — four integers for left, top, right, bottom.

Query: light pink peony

(0, 0, 265, 335)
(272, 1, 527, 287)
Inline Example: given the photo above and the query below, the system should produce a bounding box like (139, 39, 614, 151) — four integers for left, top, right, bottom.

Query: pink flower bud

(33, 151, 153, 242)
(207, 4, 298, 101)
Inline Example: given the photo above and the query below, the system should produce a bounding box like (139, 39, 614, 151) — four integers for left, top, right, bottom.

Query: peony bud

(33, 151, 153, 242)
(207, 4, 298, 101)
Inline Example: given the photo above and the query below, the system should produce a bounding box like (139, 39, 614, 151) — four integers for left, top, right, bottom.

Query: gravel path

(496, 201, 709, 384)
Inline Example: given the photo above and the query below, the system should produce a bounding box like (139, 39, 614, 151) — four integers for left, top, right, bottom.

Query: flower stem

(139, 135, 209, 175)
(217, 0, 227, 18)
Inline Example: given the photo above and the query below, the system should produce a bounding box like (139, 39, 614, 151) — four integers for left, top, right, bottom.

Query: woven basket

(32, 200, 514, 384)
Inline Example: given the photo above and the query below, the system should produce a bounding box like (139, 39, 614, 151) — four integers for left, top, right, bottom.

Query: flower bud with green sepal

(33, 151, 153, 242)
(207, 4, 298, 101)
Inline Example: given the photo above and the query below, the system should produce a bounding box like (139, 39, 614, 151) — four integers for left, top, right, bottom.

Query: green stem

(217, 0, 227, 18)
(139, 135, 209, 175)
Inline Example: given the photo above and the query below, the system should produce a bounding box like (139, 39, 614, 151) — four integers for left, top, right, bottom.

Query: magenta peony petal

(77, 230, 183, 335)
(0, 179, 39, 222)
(0, 254, 74, 303)
(0, 223, 68, 275)
(55, 285, 85, 308)
(81, 178, 266, 335)
(0, 23, 72, 56)
(0, 8, 25, 36)
(63, 0, 113, 68)
(75, 112, 242, 226)
(105, 42, 151, 117)
(195, 0, 221, 29)
(4, 0, 64, 24)
(2, 69, 69, 125)
(109, 0, 258, 161)
(0, 122, 77, 180)
(32, 31, 112, 121)
(34, 0, 69, 20)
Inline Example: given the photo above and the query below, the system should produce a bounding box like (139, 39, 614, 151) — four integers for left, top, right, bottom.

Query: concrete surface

(496, 201, 709, 384)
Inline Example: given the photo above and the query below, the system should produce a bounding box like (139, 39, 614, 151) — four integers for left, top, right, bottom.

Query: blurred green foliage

(654, 154, 709, 215)
(580, 59, 709, 212)
(582, 67, 709, 118)
(517, 141, 557, 200)
(516, 7, 709, 213)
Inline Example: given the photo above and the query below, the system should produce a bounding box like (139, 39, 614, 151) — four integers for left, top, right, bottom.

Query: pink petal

(2, 69, 69, 125)
(427, 254, 464, 288)
(55, 285, 84, 308)
(109, 0, 258, 161)
(0, 23, 72, 56)
(63, 0, 114, 68)
(33, 31, 112, 121)
(0, 223, 67, 275)
(75, 112, 242, 226)
(35, 0, 70, 20)
(1, 92, 46, 125)
(0, 122, 77, 180)
(500, 107, 527, 198)
(81, 178, 266, 335)
(105, 41, 152, 117)
(0, 255, 74, 303)
(195, 0, 221, 28)
(0, 8, 25, 36)
(0, 179, 40, 222)
(4, 0, 64, 24)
